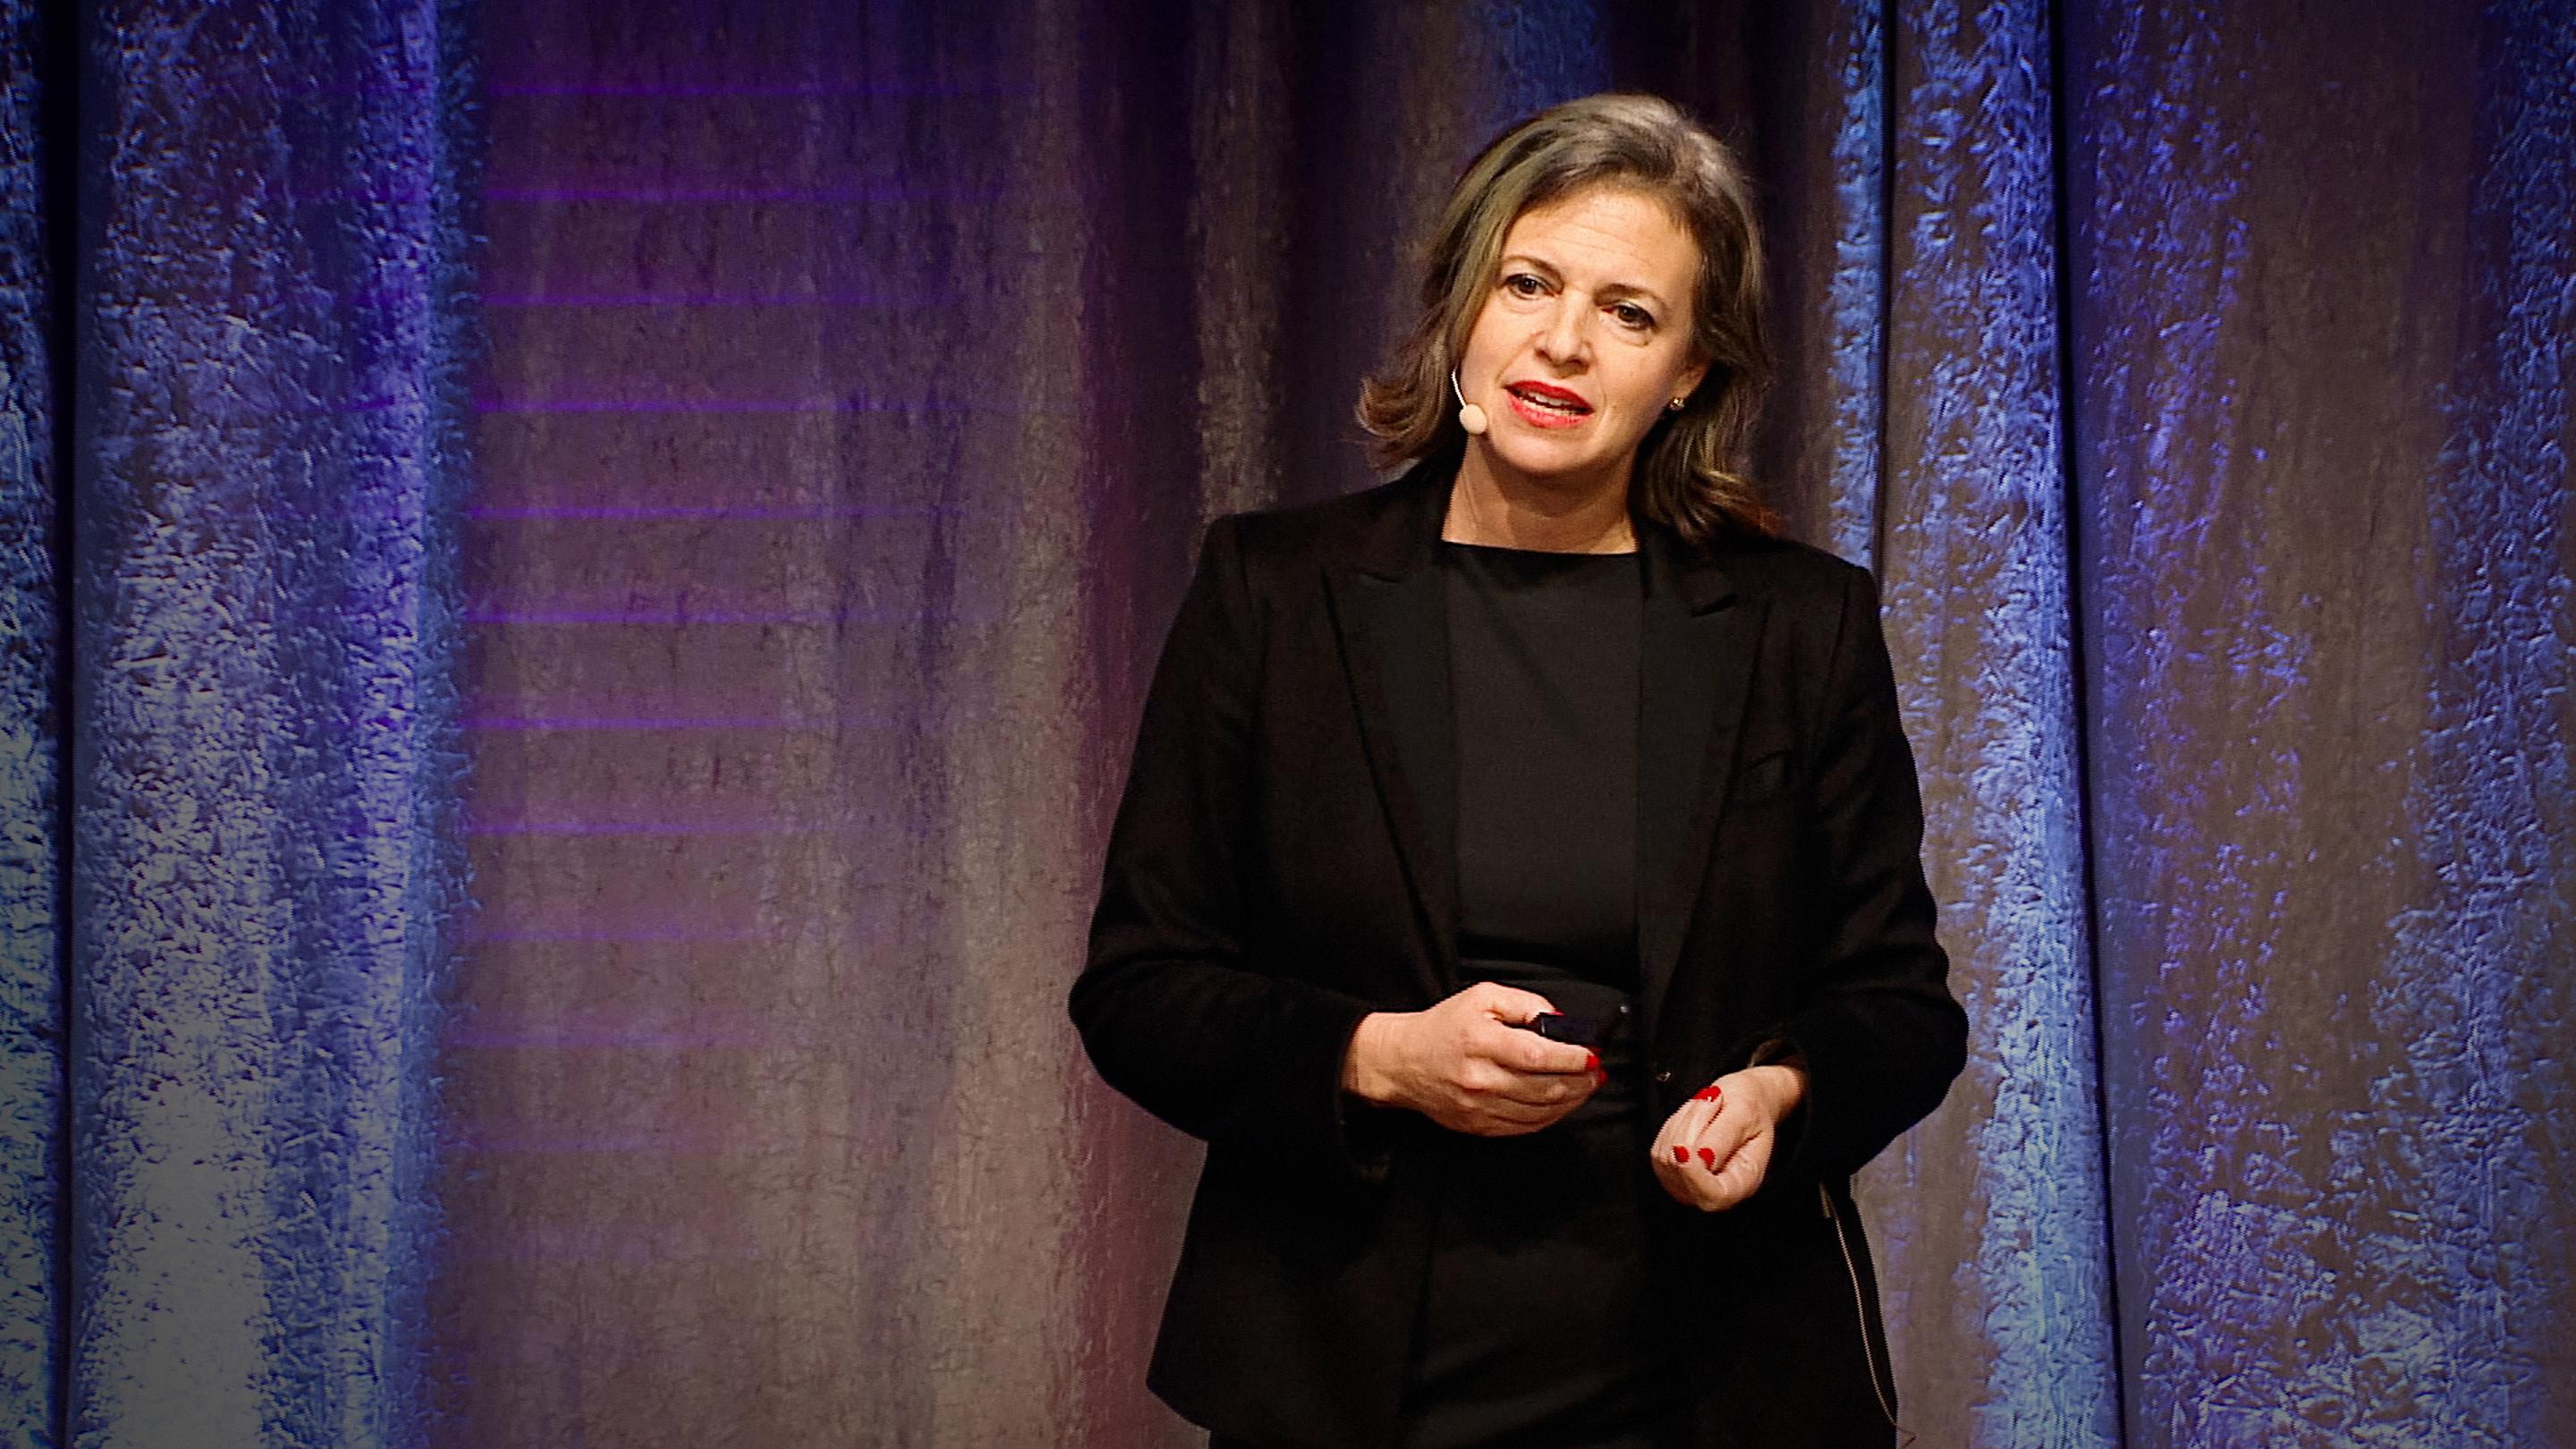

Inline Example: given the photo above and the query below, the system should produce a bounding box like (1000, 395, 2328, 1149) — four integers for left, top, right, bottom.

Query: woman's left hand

(1648, 1063, 1808, 1212)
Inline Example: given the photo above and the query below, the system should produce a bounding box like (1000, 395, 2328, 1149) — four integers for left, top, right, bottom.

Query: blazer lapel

(1635, 530, 1764, 1034)
(1323, 468, 1458, 1002)
(1319, 464, 1763, 1020)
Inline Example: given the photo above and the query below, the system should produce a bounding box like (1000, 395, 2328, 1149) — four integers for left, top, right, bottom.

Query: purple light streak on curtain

(443, 1, 2149, 1440)
(436, 1, 2572, 1443)
(444, 4, 1133, 1442)
(1, 0, 61, 1440)
(438, 4, 1631, 1442)
(2068, 0, 2576, 1442)
(71, 2, 470, 1445)
(1860, 2, 2120, 1443)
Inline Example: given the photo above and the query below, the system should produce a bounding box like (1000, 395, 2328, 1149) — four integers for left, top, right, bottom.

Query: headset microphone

(1451, 369, 1489, 436)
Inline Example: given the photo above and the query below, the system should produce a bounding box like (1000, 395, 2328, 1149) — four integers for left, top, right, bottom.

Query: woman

(1071, 94, 1965, 1449)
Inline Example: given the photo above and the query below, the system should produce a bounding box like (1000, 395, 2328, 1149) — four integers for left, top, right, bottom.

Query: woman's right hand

(1339, 982, 1603, 1136)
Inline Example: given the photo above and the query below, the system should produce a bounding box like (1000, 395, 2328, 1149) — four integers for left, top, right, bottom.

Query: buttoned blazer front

(1072, 461, 1967, 1449)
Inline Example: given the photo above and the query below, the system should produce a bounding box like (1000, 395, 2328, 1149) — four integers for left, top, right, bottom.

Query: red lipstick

(1502, 378, 1592, 430)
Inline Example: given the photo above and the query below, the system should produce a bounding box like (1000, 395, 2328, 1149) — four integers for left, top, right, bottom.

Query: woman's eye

(1504, 273, 1547, 299)
(1612, 302, 1654, 329)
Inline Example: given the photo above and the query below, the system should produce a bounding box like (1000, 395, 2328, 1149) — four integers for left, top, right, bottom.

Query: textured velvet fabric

(57, 2, 476, 1445)
(2067, 3, 2576, 1442)
(1862, 2, 2118, 1440)
(1, 1, 61, 1440)
(6, 0, 2570, 1445)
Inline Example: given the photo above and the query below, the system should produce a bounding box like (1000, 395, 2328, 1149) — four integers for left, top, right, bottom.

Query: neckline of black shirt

(1438, 538, 1640, 558)
(1441, 540, 1640, 586)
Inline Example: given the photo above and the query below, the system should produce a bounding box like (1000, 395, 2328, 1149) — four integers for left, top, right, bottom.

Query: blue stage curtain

(65, 2, 473, 1445)
(2067, 0, 2576, 1441)
(9, 1, 2571, 1445)
(2, 0, 63, 1442)
(1860, 1, 2123, 1442)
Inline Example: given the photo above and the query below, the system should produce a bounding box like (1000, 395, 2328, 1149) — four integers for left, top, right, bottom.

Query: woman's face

(1454, 186, 1709, 496)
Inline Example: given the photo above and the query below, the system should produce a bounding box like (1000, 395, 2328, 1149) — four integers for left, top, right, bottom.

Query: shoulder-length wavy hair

(1359, 94, 1774, 544)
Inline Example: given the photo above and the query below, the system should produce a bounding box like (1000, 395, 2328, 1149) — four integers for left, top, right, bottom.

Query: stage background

(2, 0, 2570, 1445)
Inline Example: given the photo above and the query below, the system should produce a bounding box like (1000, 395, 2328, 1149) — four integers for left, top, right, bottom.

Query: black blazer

(1072, 462, 1966, 1448)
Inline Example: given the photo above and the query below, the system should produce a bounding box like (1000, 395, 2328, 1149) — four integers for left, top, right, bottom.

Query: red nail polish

(1698, 1147, 1717, 1168)
(1673, 1145, 1690, 1163)
(1584, 1051, 1600, 1072)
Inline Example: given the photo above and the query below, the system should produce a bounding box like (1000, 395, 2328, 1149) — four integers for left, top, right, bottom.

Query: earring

(1666, 396, 1687, 412)
(1452, 370, 1489, 436)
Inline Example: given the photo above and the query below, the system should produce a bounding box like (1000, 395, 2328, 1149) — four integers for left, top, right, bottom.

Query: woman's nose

(1532, 299, 1589, 365)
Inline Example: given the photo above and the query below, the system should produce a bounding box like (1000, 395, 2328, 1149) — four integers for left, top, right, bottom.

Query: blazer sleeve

(1069, 514, 1389, 1182)
(1754, 564, 1968, 1184)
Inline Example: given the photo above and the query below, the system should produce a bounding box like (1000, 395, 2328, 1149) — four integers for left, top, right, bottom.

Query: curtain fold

(1747, 0, 1888, 566)
(1, 0, 62, 1442)
(66, 2, 472, 1444)
(1861, 1, 2121, 1443)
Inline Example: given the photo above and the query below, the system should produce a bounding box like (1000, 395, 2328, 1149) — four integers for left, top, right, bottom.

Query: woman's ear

(1674, 352, 1712, 408)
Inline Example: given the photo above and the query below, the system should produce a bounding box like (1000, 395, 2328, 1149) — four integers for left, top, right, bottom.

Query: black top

(1443, 540, 1644, 990)
(1076, 465, 1964, 1448)
(1413, 541, 1683, 1449)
